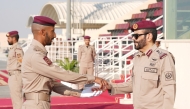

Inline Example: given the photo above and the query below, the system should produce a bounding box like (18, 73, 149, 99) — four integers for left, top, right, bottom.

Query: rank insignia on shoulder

(160, 53, 167, 59)
(156, 50, 167, 59)
(43, 56, 52, 66)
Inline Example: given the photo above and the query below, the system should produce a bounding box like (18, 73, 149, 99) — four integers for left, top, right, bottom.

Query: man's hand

(92, 83, 112, 91)
(94, 77, 108, 90)
(80, 83, 102, 98)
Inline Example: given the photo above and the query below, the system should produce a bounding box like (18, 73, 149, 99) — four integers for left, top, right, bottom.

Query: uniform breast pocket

(141, 73, 158, 95)
(88, 49, 93, 54)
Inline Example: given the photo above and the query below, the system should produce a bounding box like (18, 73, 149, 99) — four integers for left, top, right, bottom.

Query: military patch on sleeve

(16, 53, 22, 63)
(144, 67, 158, 73)
(165, 71, 173, 81)
(43, 56, 52, 66)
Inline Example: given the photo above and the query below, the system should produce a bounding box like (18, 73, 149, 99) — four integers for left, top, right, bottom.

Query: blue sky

(0, 0, 124, 38)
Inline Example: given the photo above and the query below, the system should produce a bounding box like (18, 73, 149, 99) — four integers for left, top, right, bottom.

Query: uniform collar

(135, 44, 157, 57)
(10, 42, 18, 49)
(84, 44, 90, 48)
(31, 39, 48, 55)
(144, 44, 158, 57)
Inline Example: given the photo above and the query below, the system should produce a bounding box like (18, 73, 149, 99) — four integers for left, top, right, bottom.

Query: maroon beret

(6, 31, 18, 37)
(84, 36, 91, 39)
(131, 21, 156, 32)
(33, 16, 57, 26)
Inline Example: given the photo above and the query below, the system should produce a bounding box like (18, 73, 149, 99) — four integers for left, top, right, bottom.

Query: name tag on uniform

(144, 67, 158, 73)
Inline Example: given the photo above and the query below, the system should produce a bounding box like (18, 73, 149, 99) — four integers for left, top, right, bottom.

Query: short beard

(8, 42, 13, 45)
(134, 37, 146, 50)
(45, 33, 52, 45)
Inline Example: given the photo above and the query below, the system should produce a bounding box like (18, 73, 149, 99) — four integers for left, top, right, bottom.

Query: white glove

(80, 83, 102, 98)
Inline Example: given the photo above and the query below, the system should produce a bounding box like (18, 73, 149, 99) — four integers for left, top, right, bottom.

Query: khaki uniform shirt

(78, 45, 96, 67)
(22, 39, 95, 96)
(7, 43, 24, 72)
(110, 44, 176, 109)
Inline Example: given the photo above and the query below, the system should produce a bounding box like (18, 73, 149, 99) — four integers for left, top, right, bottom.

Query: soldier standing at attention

(6, 31, 24, 109)
(21, 16, 107, 109)
(78, 36, 96, 89)
(106, 21, 176, 109)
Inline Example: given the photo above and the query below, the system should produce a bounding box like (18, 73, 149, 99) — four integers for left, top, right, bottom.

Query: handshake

(80, 77, 111, 98)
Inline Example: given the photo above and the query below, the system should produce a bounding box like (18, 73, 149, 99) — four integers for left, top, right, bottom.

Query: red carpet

(0, 91, 133, 109)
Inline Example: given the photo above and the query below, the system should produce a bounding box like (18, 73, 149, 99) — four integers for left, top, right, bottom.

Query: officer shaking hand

(21, 16, 108, 109)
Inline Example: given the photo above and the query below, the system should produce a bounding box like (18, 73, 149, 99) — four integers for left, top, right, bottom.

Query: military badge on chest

(150, 57, 158, 67)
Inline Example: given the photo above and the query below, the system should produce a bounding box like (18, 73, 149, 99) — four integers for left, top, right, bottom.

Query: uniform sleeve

(15, 48, 24, 64)
(78, 46, 82, 62)
(161, 54, 176, 109)
(109, 78, 133, 95)
(52, 81, 81, 97)
(92, 46, 96, 62)
(169, 52, 175, 65)
(31, 53, 95, 84)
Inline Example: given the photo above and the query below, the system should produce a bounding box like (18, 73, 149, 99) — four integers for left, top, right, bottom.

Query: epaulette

(15, 44, 22, 50)
(15, 48, 22, 50)
(33, 46, 40, 51)
(156, 49, 167, 59)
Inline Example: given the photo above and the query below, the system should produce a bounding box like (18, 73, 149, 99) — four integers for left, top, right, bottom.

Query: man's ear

(146, 33, 153, 42)
(39, 29, 46, 36)
(12, 36, 16, 42)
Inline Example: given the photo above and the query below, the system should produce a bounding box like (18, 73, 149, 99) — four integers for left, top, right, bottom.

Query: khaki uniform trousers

(8, 71, 23, 109)
(22, 100, 50, 109)
(78, 67, 94, 89)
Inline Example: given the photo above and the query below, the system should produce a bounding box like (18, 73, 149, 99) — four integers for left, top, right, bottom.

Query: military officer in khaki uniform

(21, 16, 108, 109)
(106, 21, 176, 109)
(78, 36, 96, 89)
(6, 31, 24, 109)
(78, 36, 96, 75)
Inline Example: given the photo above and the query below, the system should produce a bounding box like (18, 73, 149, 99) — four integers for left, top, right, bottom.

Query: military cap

(33, 16, 57, 26)
(131, 20, 156, 32)
(6, 31, 18, 37)
(84, 36, 91, 39)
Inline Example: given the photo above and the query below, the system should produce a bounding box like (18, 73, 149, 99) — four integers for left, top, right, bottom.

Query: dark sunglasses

(132, 33, 149, 39)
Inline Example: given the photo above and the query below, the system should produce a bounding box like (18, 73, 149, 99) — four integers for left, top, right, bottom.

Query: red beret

(33, 16, 57, 26)
(84, 36, 91, 39)
(6, 31, 18, 37)
(131, 21, 156, 32)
